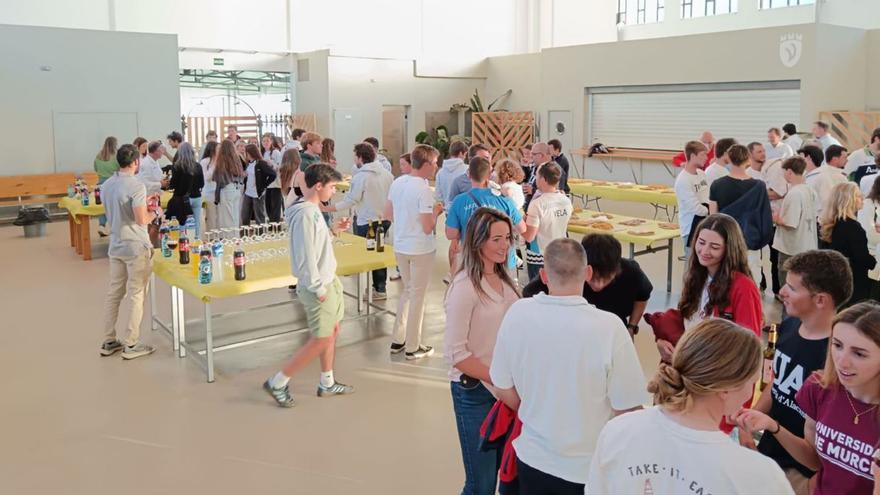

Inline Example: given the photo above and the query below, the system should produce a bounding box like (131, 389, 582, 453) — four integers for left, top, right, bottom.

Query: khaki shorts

(297, 277, 344, 338)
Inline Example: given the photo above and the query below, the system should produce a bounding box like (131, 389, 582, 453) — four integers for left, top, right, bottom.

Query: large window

(618, 0, 664, 25)
(681, 0, 738, 18)
(760, 0, 814, 8)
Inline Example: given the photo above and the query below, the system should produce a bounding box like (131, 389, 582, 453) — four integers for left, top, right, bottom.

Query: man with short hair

(743, 250, 852, 495)
(710, 144, 773, 285)
(674, 141, 710, 261)
(446, 156, 526, 273)
(435, 140, 469, 211)
(226, 125, 241, 143)
(137, 141, 167, 195)
(300, 132, 323, 171)
(490, 238, 647, 493)
(802, 144, 846, 220)
(283, 128, 305, 152)
(99, 144, 162, 360)
(705, 138, 738, 186)
(263, 164, 354, 407)
(205, 130, 218, 143)
(782, 123, 803, 153)
(448, 143, 492, 201)
(522, 162, 572, 281)
(824, 144, 848, 172)
(672, 131, 715, 168)
(522, 234, 652, 337)
(772, 157, 819, 286)
(547, 139, 571, 194)
(812, 121, 841, 153)
(765, 127, 794, 161)
(845, 126, 880, 180)
(523, 142, 554, 207)
(363, 137, 393, 173)
(325, 143, 394, 298)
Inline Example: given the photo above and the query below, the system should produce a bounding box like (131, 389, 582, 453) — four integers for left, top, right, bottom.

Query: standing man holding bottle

(99, 144, 163, 360)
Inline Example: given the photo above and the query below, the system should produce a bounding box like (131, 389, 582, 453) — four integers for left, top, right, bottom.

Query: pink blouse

(443, 271, 519, 387)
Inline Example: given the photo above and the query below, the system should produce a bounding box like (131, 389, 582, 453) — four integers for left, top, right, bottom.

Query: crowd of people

(93, 119, 880, 494)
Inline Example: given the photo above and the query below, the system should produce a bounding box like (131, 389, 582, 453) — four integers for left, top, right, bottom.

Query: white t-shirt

(704, 161, 729, 186)
(673, 169, 709, 240)
(501, 181, 525, 211)
(784, 134, 803, 153)
(845, 146, 877, 175)
(587, 406, 794, 495)
(764, 141, 794, 161)
(818, 133, 841, 153)
(490, 294, 648, 484)
(525, 191, 572, 255)
(388, 174, 435, 255)
(773, 183, 818, 256)
(263, 149, 283, 188)
(244, 161, 258, 198)
(200, 158, 216, 196)
(805, 165, 847, 218)
(762, 158, 788, 210)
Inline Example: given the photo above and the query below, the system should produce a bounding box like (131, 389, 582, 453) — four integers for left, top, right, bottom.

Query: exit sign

(213, 57, 224, 66)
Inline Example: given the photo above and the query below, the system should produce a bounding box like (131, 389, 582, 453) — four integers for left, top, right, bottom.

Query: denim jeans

(526, 262, 542, 283)
(353, 221, 390, 292)
(98, 177, 108, 227)
(189, 196, 203, 240)
(451, 381, 500, 495)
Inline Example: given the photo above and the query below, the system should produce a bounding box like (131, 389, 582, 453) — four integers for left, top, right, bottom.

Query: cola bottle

(178, 229, 190, 265)
(234, 242, 246, 281)
(94, 185, 102, 205)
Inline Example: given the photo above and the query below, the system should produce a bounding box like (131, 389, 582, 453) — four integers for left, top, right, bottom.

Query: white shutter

(589, 82, 801, 150)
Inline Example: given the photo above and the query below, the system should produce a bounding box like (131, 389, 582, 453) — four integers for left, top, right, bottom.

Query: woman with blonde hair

(589, 319, 793, 494)
(735, 302, 880, 495)
(444, 207, 520, 494)
(213, 140, 245, 229)
(820, 182, 875, 304)
(94, 136, 119, 235)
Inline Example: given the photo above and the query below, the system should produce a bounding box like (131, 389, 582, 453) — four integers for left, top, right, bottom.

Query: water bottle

(212, 240, 225, 282)
(160, 224, 172, 257)
(185, 215, 196, 234)
(199, 245, 213, 284)
(67, 184, 75, 198)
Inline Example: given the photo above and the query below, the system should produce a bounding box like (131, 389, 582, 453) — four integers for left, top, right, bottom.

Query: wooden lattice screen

(819, 111, 880, 151)
(185, 116, 260, 150)
(471, 112, 535, 165)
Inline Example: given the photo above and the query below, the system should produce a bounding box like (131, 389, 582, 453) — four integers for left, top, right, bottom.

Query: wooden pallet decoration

(185, 115, 260, 150)
(819, 111, 880, 150)
(286, 113, 317, 133)
(472, 111, 535, 165)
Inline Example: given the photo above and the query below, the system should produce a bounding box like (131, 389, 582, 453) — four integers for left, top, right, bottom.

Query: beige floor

(0, 199, 779, 495)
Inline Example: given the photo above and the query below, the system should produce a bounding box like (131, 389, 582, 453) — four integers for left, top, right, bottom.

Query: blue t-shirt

(446, 188, 523, 268)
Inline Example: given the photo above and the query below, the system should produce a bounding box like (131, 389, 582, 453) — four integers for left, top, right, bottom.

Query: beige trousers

(102, 250, 153, 347)
(393, 251, 435, 353)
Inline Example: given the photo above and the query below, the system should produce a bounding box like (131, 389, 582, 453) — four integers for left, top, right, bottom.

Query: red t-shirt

(796, 374, 880, 495)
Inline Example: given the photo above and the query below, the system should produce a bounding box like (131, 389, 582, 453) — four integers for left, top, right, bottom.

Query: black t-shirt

(709, 176, 762, 212)
(521, 258, 653, 323)
(757, 317, 829, 477)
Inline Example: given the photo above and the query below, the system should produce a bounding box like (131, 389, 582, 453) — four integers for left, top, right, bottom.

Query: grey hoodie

(335, 160, 394, 225)
(286, 199, 337, 297)
(435, 157, 468, 209)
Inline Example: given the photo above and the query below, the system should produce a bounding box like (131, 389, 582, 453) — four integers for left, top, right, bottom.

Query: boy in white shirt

(704, 138, 737, 186)
(523, 162, 572, 281)
(772, 157, 818, 280)
(802, 145, 846, 219)
(490, 238, 647, 493)
(263, 163, 354, 407)
(782, 123, 803, 154)
(674, 141, 710, 260)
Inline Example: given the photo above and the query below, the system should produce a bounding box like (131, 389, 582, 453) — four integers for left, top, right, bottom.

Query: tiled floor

(0, 198, 780, 494)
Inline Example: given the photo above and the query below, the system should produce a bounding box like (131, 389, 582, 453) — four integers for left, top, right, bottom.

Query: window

(618, 0, 664, 25)
(681, 0, 737, 18)
(761, 0, 814, 8)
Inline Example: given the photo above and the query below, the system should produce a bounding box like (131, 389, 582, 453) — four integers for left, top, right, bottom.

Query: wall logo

(779, 33, 803, 68)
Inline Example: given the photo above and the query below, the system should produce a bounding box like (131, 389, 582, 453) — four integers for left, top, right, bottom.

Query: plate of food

(590, 222, 615, 231)
(569, 219, 594, 227)
(620, 219, 647, 226)
(642, 184, 671, 191)
(628, 229, 655, 236)
(572, 207, 584, 214)
(658, 222, 679, 230)
(591, 213, 613, 220)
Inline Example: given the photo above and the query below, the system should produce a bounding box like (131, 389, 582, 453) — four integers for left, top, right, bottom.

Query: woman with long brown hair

(262, 132, 284, 222)
(200, 141, 219, 231)
(320, 137, 336, 166)
(444, 207, 520, 494)
(821, 182, 875, 304)
(213, 140, 245, 229)
(736, 302, 880, 495)
(132, 137, 148, 160)
(590, 319, 792, 494)
(240, 144, 276, 226)
(280, 148, 303, 209)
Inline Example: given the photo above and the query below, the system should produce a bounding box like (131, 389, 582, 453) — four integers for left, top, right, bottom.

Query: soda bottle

(94, 185, 102, 205)
(212, 240, 225, 282)
(160, 223, 172, 257)
(234, 242, 246, 281)
(178, 230, 190, 265)
(199, 245, 213, 284)
(185, 215, 196, 234)
(169, 218, 180, 241)
(376, 221, 385, 253)
(366, 222, 376, 251)
(81, 187, 90, 206)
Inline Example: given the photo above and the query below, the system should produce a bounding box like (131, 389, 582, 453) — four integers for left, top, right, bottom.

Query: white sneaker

(363, 290, 387, 301)
(121, 342, 155, 360)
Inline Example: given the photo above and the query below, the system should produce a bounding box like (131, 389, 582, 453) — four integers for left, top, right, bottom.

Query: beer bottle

(761, 324, 778, 391)
(366, 222, 376, 251)
(376, 221, 385, 253)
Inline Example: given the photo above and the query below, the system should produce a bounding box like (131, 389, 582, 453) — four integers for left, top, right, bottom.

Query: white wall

(295, 50, 331, 135)
(544, 0, 618, 47)
(0, 24, 180, 175)
(818, 0, 880, 30)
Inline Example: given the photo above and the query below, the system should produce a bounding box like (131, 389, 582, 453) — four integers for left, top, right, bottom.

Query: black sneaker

(405, 345, 434, 360)
(100, 340, 124, 357)
(263, 379, 296, 408)
(390, 342, 406, 354)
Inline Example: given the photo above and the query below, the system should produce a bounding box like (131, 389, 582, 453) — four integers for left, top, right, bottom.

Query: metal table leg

(171, 286, 180, 353)
(205, 302, 214, 383)
(366, 271, 372, 316)
(176, 288, 187, 358)
(356, 272, 364, 313)
(667, 239, 674, 293)
(629, 243, 635, 260)
(150, 273, 157, 331)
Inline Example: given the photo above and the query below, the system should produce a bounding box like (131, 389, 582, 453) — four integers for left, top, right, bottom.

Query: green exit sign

(213, 57, 224, 66)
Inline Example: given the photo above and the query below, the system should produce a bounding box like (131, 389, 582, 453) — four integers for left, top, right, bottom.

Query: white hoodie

(435, 157, 468, 209)
(335, 161, 394, 226)
(286, 199, 337, 298)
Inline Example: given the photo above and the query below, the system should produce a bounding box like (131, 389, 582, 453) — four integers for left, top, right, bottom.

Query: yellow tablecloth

(568, 180, 677, 206)
(336, 180, 350, 193)
(58, 191, 173, 222)
(152, 232, 396, 302)
(566, 209, 680, 246)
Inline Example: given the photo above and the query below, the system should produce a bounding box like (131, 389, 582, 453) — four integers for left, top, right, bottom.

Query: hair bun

(658, 363, 685, 390)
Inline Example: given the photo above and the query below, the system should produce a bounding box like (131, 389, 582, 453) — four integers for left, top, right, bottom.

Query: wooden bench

(0, 172, 98, 207)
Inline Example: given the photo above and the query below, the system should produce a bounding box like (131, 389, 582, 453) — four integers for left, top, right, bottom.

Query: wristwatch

(626, 323, 639, 334)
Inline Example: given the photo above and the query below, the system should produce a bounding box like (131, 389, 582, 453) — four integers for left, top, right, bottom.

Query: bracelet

(769, 421, 781, 435)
